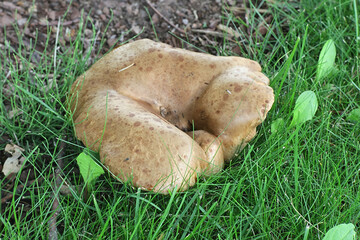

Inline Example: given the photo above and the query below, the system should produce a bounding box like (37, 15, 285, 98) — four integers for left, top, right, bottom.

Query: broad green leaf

(316, 39, 336, 81)
(290, 91, 318, 128)
(271, 118, 285, 134)
(323, 223, 356, 240)
(76, 152, 105, 189)
(347, 108, 360, 122)
(83, 148, 101, 160)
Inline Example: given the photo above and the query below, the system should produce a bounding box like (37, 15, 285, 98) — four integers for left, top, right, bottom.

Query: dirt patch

(0, 0, 272, 56)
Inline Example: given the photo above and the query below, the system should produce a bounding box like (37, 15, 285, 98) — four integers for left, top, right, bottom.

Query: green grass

(1, 0, 360, 239)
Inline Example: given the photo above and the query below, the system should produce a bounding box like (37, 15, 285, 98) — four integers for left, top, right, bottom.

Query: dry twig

(145, 0, 186, 34)
(38, 18, 80, 27)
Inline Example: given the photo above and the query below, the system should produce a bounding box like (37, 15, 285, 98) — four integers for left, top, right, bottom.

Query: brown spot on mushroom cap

(69, 38, 274, 194)
(234, 84, 242, 92)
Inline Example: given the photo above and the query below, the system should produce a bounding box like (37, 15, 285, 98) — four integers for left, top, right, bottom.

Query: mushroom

(68, 39, 274, 194)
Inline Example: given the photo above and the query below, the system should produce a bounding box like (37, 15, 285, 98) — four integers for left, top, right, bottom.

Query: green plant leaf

(76, 151, 105, 189)
(316, 39, 336, 81)
(347, 108, 360, 122)
(83, 148, 101, 160)
(323, 223, 356, 240)
(290, 91, 318, 128)
(271, 118, 285, 134)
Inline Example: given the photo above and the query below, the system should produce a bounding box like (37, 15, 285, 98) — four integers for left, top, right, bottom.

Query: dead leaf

(107, 35, 117, 47)
(0, 14, 14, 27)
(48, 10, 56, 21)
(217, 24, 241, 39)
(39, 17, 49, 26)
(256, 15, 273, 36)
(2, 144, 25, 176)
(27, 4, 38, 15)
(8, 109, 23, 119)
(64, 27, 77, 42)
(131, 23, 141, 35)
(0, 2, 23, 12)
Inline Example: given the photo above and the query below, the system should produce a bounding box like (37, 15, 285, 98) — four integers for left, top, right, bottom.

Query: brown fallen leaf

(8, 109, 23, 119)
(0, 14, 14, 27)
(217, 24, 241, 39)
(2, 144, 25, 176)
(255, 15, 273, 36)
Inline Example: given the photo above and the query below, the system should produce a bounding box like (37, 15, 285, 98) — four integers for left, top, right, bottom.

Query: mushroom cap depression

(69, 39, 274, 194)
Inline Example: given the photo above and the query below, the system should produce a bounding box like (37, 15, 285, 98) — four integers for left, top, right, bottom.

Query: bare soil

(0, 0, 271, 56)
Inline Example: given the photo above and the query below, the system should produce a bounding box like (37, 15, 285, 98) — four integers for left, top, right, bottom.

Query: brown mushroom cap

(68, 39, 274, 194)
